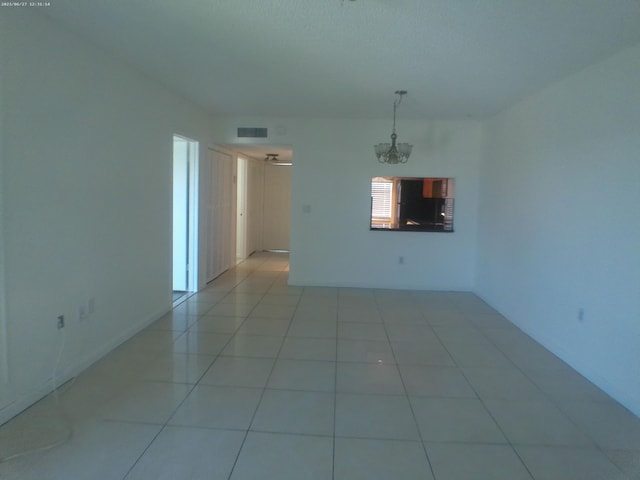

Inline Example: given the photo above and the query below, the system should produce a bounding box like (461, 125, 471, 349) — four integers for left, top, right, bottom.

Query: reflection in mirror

(371, 177, 455, 232)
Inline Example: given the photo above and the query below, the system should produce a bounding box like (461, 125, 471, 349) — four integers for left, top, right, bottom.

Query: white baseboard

(0, 307, 169, 426)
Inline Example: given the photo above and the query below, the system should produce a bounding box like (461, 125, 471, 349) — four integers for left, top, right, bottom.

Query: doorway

(236, 156, 248, 263)
(0, 71, 8, 388)
(172, 135, 199, 302)
(219, 144, 292, 255)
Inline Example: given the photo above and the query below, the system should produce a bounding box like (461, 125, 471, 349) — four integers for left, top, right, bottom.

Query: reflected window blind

(371, 181, 393, 220)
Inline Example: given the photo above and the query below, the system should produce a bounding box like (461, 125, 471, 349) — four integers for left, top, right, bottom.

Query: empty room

(0, 1, 639, 479)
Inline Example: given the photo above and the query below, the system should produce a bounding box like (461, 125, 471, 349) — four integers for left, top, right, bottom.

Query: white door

(205, 149, 234, 282)
(236, 157, 248, 262)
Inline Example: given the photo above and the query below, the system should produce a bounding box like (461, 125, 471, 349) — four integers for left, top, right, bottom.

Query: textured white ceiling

(43, 0, 640, 119)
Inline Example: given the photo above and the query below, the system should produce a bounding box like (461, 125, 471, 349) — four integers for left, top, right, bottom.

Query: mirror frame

(370, 176, 455, 232)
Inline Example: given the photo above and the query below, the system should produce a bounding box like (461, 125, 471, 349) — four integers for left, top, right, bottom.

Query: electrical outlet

(578, 308, 585, 322)
(57, 315, 64, 329)
(77, 305, 87, 322)
(398, 256, 404, 265)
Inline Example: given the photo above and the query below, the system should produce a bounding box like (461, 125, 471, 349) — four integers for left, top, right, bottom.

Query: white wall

(0, 10, 215, 423)
(212, 118, 483, 290)
(263, 165, 292, 251)
(246, 158, 265, 255)
(476, 43, 640, 416)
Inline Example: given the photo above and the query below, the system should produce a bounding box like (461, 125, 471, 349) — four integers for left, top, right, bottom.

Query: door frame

(0, 71, 8, 387)
(236, 156, 248, 263)
(172, 134, 199, 295)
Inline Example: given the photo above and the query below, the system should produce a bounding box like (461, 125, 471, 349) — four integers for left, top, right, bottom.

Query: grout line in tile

(15, 254, 638, 480)
(123, 265, 283, 480)
(462, 315, 611, 452)
(423, 314, 543, 478)
(448, 316, 609, 478)
(120, 423, 167, 479)
(373, 290, 438, 480)
(225, 275, 302, 480)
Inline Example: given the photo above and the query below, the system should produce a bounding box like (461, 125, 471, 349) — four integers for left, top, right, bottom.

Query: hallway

(1, 252, 639, 479)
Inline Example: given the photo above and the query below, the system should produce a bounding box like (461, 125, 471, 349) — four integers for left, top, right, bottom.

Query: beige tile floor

(1, 252, 640, 479)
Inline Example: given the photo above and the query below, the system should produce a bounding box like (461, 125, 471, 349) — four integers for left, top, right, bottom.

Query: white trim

(187, 140, 199, 293)
(172, 134, 199, 294)
(0, 307, 168, 426)
(0, 71, 8, 388)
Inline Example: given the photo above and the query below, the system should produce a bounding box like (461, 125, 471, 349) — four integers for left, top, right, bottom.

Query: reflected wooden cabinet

(422, 178, 447, 198)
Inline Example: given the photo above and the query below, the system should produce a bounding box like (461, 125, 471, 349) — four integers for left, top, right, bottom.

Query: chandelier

(374, 90, 412, 164)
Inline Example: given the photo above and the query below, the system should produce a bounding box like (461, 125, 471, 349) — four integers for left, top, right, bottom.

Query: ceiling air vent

(237, 127, 268, 138)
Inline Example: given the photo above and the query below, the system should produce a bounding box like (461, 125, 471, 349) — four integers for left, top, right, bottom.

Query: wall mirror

(370, 177, 455, 232)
